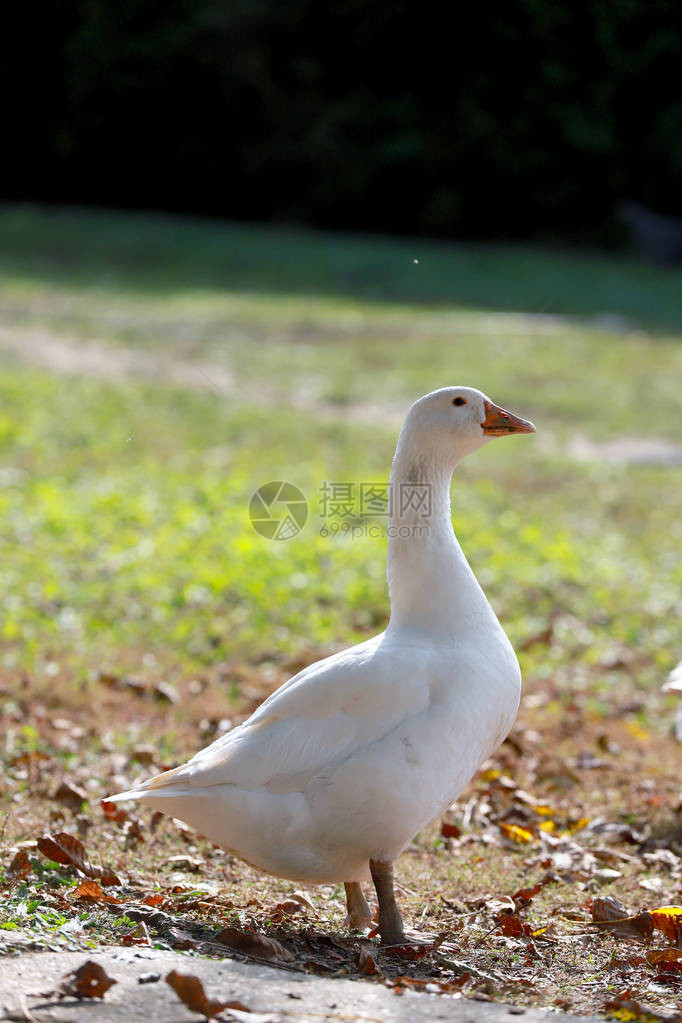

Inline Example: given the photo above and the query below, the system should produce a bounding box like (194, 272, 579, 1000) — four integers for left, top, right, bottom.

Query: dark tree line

(5, 0, 682, 240)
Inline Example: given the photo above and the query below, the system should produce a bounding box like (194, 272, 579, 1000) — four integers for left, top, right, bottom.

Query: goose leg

(343, 882, 373, 931)
(369, 859, 407, 945)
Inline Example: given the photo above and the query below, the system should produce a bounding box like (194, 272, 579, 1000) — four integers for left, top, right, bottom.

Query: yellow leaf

(626, 721, 649, 742)
(568, 816, 590, 832)
(480, 768, 502, 782)
(539, 820, 556, 832)
(499, 822, 534, 844)
(533, 804, 555, 816)
(651, 905, 682, 942)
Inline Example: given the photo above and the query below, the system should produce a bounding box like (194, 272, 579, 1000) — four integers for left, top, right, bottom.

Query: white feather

(109, 386, 526, 882)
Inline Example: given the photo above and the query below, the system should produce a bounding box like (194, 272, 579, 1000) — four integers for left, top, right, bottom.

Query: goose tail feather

(107, 763, 188, 803)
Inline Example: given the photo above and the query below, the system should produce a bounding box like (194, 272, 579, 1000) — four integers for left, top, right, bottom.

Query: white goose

(110, 387, 535, 944)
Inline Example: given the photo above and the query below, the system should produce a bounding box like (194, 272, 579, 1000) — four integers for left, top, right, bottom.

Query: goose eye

(452, 397, 466, 407)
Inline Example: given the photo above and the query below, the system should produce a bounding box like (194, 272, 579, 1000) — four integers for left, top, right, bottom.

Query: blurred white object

(662, 662, 682, 742)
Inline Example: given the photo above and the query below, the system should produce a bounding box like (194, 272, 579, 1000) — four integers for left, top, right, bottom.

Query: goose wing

(115, 638, 431, 798)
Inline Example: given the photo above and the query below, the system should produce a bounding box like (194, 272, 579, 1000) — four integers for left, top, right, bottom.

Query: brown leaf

(512, 882, 544, 907)
(385, 936, 445, 960)
(6, 849, 32, 881)
(54, 781, 88, 811)
(143, 893, 166, 907)
(168, 927, 199, 950)
(647, 948, 682, 965)
(391, 971, 470, 994)
(11, 751, 51, 770)
(72, 879, 120, 904)
(590, 896, 653, 941)
(166, 969, 248, 1019)
(441, 821, 461, 839)
(59, 961, 117, 1000)
(288, 891, 317, 914)
(357, 946, 380, 975)
(37, 831, 121, 886)
(215, 926, 294, 962)
(129, 746, 157, 765)
(497, 913, 533, 937)
(651, 906, 682, 945)
(271, 899, 305, 922)
(123, 817, 145, 845)
(101, 799, 129, 824)
(603, 995, 681, 1021)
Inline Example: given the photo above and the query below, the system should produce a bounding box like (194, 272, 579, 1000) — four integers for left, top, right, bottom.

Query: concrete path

(0, 942, 603, 1023)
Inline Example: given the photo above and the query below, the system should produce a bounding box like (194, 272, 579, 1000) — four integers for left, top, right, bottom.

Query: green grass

(2, 206, 681, 445)
(0, 351, 680, 697)
(2, 205, 682, 330)
(0, 206, 680, 692)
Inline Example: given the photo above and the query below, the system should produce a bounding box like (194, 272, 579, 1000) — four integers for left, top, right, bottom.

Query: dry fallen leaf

(358, 946, 380, 975)
(386, 934, 446, 960)
(168, 926, 199, 950)
(647, 948, 682, 965)
(497, 913, 533, 937)
(651, 906, 682, 945)
(215, 926, 295, 962)
(6, 849, 32, 881)
(499, 822, 535, 844)
(37, 831, 121, 886)
(603, 995, 681, 1021)
(166, 969, 248, 1019)
(59, 961, 117, 1000)
(142, 893, 166, 907)
(441, 821, 461, 839)
(289, 890, 317, 914)
(271, 899, 304, 921)
(72, 879, 121, 904)
(54, 780, 88, 811)
(391, 972, 470, 995)
(590, 896, 654, 942)
(101, 799, 130, 824)
(512, 882, 544, 906)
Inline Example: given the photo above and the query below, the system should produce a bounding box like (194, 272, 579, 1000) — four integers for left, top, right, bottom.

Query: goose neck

(386, 449, 482, 636)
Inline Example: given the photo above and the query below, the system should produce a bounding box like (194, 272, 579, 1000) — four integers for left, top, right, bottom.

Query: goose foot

(369, 858, 407, 945)
(343, 881, 374, 931)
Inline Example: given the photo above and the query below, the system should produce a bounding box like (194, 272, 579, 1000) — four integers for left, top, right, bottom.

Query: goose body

(110, 386, 535, 940)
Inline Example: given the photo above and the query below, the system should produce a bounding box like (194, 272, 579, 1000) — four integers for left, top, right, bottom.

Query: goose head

(397, 386, 535, 470)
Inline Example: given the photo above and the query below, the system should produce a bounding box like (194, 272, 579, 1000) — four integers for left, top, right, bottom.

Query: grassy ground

(1, 207, 681, 1018)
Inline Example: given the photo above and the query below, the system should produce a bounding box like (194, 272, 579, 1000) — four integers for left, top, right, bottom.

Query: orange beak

(481, 399, 536, 437)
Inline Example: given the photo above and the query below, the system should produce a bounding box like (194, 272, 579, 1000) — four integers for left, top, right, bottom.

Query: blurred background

(1, 1, 681, 790)
(5, 0, 682, 248)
